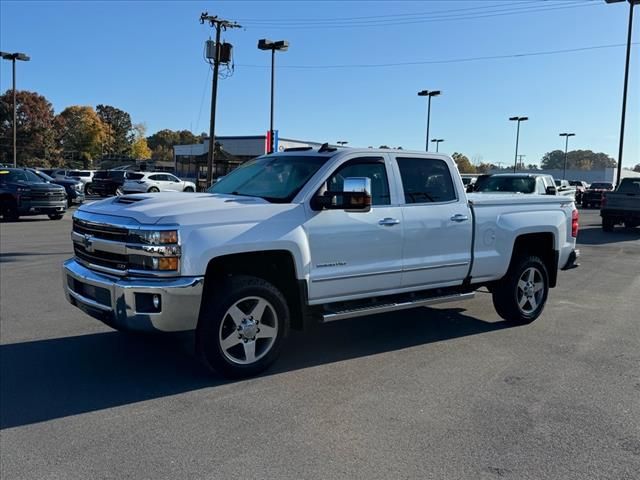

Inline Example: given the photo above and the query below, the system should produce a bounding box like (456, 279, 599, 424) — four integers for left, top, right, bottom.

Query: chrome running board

(321, 292, 475, 323)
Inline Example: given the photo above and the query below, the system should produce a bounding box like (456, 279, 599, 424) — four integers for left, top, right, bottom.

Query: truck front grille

(73, 218, 129, 242)
(74, 244, 129, 271)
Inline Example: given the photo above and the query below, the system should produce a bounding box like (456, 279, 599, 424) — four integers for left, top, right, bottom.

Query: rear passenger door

(393, 156, 473, 288)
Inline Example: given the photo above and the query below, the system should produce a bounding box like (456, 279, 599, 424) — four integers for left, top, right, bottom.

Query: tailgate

(605, 193, 640, 211)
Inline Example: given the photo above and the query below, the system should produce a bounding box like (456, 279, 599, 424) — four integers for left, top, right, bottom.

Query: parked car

(569, 180, 588, 204)
(67, 170, 96, 194)
(63, 148, 579, 378)
(40, 168, 70, 180)
(91, 170, 131, 197)
(122, 172, 196, 194)
(468, 174, 492, 192)
(554, 179, 577, 200)
(582, 182, 614, 208)
(474, 173, 558, 195)
(29, 169, 85, 207)
(601, 177, 640, 231)
(0, 167, 67, 221)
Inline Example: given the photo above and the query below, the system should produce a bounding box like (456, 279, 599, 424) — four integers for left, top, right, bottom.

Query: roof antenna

(318, 142, 336, 153)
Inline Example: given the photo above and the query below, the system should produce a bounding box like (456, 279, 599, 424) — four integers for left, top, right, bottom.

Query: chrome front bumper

(62, 259, 204, 332)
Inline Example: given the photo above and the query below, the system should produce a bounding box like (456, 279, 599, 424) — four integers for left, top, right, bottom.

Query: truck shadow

(577, 224, 640, 246)
(0, 307, 509, 429)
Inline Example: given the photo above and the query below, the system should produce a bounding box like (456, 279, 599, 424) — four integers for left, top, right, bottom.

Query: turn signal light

(571, 209, 579, 238)
(157, 257, 179, 271)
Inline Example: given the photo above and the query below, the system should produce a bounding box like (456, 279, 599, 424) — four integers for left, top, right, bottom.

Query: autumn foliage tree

(452, 152, 476, 173)
(0, 90, 60, 166)
(56, 106, 107, 166)
(96, 104, 134, 156)
(130, 123, 151, 159)
(541, 150, 616, 170)
(147, 129, 205, 162)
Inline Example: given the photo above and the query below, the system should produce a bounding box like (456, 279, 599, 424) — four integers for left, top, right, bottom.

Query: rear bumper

(62, 259, 204, 332)
(601, 209, 640, 219)
(561, 249, 580, 271)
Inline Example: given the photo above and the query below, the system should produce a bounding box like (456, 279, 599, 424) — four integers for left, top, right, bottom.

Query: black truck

(601, 178, 640, 231)
(91, 170, 129, 197)
(582, 182, 614, 208)
(0, 168, 67, 221)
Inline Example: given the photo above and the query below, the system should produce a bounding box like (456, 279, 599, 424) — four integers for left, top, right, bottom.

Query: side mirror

(546, 186, 557, 195)
(312, 177, 372, 212)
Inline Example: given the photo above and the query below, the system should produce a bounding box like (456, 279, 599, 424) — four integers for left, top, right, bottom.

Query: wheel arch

(510, 232, 558, 288)
(203, 250, 310, 330)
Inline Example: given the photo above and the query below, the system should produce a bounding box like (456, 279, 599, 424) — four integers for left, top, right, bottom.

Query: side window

(149, 174, 162, 181)
(324, 158, 390, 206)
(397, 157, 456, 204)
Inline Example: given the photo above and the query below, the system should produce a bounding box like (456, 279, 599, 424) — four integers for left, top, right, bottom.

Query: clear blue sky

(1, 0, 638, 167)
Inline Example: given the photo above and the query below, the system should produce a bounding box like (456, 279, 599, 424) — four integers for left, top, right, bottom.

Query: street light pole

(509, 116, 528, 172)
(418, 90, 441, 151)
(431, 138, 444, 152)
(559, 132, 575, 180)
(258, 39, 289, 154)
(1, 51, 30, 167)
(605, 0, 638, 184)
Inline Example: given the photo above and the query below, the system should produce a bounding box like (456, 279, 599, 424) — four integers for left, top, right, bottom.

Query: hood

(79, 192, 296, 225)
(7, 181, 65, 191)
(51, 178, 80, 187)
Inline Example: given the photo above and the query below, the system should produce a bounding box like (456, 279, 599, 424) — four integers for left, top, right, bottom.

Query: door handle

(450, 214, 469, 222)
(378, 218, 400, 226)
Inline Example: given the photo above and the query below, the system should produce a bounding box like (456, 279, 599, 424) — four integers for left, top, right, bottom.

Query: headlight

(74, 183, 83, 192)
(129, 255, 179, 271)
(129, 229, 178, 245)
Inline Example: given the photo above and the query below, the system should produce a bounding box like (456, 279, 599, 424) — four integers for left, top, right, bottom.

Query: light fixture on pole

(559, 132, 575, 180)
(258, 39, 289, 154)
(509, 116, 528, 172)
(431, 138, 444, 152)
(604, 0, 638, 185)
(1, 51, 30, 167)
(418, 90, 441, 151)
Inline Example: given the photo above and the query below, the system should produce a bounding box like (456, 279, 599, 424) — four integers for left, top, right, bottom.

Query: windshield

(617, 179, 640, 194)
(209, 155, 331, 202)
(477, 176, 536, 194)
(555, 180, 562, 186)
(0, 169, 46, 183)
(34, 170, 55, 182)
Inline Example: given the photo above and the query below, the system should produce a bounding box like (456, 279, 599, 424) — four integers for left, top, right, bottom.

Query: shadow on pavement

(0, 307, 509, 429)
(577, 224, 640, 246)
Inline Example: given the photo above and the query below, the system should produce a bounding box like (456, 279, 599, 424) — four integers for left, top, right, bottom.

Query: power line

(237, 1, 597, 29)
(237, 42, 638, 70)
(234, 0, 545, 23)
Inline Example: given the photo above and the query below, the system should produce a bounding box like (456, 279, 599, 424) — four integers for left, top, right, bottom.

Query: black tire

(196, 274, 290, 379)
(0, 199, 19, 222)
(67, 197, 73, 208)
(624, 221, 638, 229)
(602, 216, 615, 232)
(183, 186, 194, 192)
(492, 255, 549, 325)
(85, 183, 93, 195)
(148, 187, 159, 193)
(48, 213, 64, 220)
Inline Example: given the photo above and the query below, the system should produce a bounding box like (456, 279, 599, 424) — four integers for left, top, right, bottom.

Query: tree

(541, 149, 616, 170)
(56, 106, 107, 166)
(526, 164, 539, 170)
(0, 90, 60, 166)
(147, 129, 203, 162)
(633, 164, 640, 173)
(131, 123, 151, 159)
(96, 104, 133, 156)
(452, 152, 476, 173)
(476, 162, 497, 173)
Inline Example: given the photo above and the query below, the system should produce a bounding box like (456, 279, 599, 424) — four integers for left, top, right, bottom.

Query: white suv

(122, 172, 196, 194)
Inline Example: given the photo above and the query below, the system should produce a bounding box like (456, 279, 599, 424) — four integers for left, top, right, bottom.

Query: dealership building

(173, 134, 326, 181)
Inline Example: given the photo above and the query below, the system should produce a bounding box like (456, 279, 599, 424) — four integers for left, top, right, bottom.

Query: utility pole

(509, 116, 528, 173)
(559, 132, 575, 180)
(517, 154, 526, 170)
(200, 13, 241, 187)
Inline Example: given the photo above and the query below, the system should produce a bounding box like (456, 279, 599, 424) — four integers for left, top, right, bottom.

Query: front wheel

(1, 200, 19, 222)
(148, 187, 159, 193)
(196, 275, 289, 378)
(492, 256, 549, 325)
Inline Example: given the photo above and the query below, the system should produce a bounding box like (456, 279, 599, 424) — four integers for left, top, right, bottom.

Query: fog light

(153, 295, 160, 309)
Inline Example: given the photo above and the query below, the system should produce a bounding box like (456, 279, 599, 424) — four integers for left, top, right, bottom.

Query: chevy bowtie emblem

(83, 234, 94, 252)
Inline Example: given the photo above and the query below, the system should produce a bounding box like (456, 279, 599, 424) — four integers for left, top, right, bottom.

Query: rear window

(69, 171, 90, 177)
(477, 176, 536, 194)
(94, 171, 109, 178)
(127, 173, 145, 180)
(617, 179, 640, 194)
(590, 183, 613, 190)
(397, 157, 456, 203)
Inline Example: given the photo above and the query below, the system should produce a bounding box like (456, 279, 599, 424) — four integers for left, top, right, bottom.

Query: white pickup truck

(63, 147, 580, 378)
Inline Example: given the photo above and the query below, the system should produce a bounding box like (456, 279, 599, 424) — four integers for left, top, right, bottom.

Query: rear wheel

(602, 216, 615, 232)
(183, 186, 194, 192)
(148, 187, 159, 193)
(196, 275, 289, 378)
(492, 255, 549, 325)
(48, 213, 63, 220)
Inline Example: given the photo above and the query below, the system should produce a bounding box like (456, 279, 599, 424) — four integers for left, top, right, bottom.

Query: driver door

(304, 156, 404, 303)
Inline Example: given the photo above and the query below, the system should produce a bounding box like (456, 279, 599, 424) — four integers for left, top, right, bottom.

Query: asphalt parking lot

(1, 207, 638, 480)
